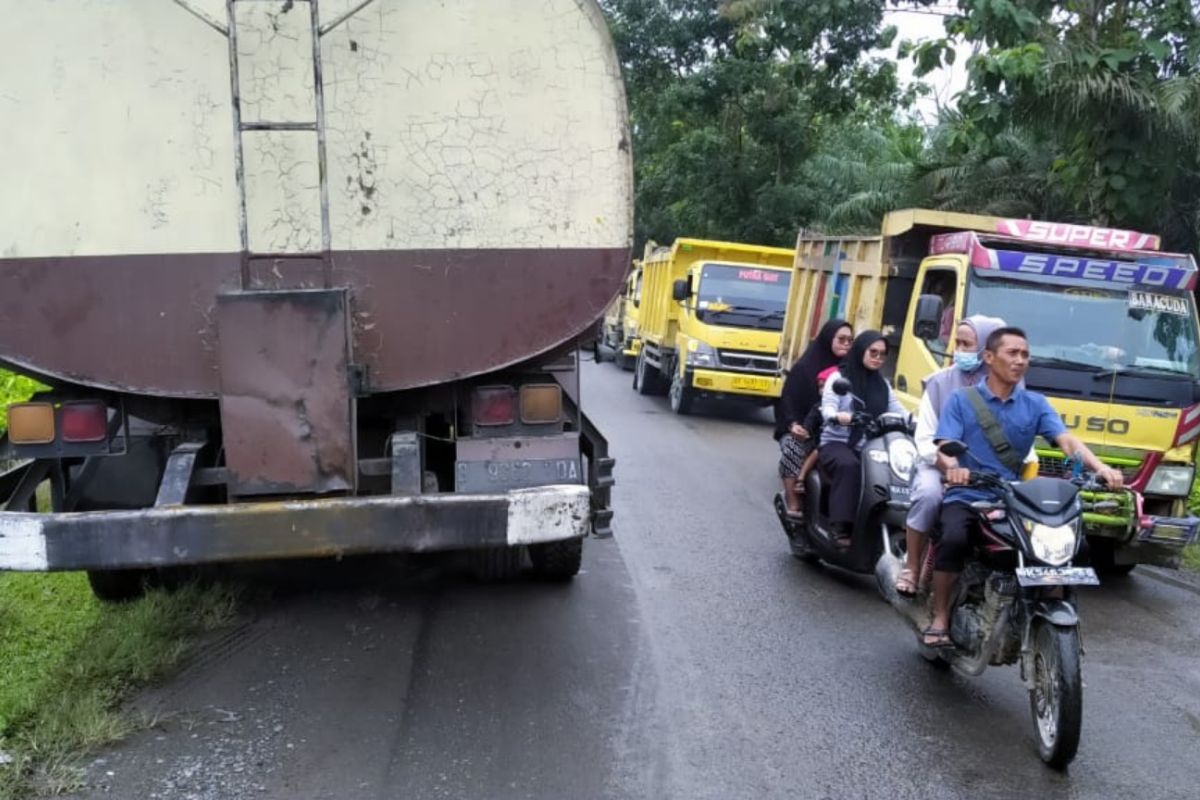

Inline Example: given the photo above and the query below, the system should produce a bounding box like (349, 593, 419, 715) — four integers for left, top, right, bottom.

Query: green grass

(0, 371, 46, 435)
(0, 574, 237, 798)
(1185, 478, 1200, 573)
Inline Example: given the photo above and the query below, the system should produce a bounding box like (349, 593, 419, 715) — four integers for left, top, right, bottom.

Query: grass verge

(0, 574, 237, 798)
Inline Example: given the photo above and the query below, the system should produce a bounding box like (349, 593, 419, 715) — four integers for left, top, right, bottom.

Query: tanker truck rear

(0, 0, 630, 598)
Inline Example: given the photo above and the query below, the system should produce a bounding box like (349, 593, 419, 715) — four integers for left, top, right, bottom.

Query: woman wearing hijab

(776, 319, 853, 515)
(818, 330, 905, 545)
(897, 314, 1024, 597)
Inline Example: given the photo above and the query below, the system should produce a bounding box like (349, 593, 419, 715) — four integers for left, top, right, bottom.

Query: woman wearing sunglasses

(818, 330, 905, 547)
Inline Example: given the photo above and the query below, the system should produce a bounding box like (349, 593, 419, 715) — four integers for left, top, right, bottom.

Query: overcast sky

(882, 6, 972, 121)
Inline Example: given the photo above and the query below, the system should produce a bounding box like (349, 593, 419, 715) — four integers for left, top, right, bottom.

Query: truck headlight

(887, 438, 918, 483)
(686, 340, 718, 367)
(1030, 523, 1077, 566)
(1145, 464, 1194, 497)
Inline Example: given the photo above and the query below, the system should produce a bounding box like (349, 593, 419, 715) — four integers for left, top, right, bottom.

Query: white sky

(882, 6, 972, 122)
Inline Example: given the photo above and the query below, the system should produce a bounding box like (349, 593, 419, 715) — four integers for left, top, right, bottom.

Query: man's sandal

(921, 626, 953, 649)
(895, 568, 918, 597)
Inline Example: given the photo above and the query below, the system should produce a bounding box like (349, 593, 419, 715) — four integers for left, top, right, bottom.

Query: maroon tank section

(0, 246, 628, 397)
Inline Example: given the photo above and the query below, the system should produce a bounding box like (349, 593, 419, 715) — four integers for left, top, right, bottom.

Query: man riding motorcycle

(924, 326, 1124, 648)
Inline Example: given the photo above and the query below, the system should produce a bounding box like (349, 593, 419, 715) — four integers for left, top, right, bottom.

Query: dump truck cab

(633, 239, 793, 415)
(779, 209, 1200, 570)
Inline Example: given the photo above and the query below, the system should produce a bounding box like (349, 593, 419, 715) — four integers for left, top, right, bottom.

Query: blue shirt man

(935, 380, 1066, 504)
(919, 326, 1122, 650)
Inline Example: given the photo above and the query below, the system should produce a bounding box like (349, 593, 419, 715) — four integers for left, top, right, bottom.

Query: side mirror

(832, 379, 852, 396)
(672, 279, 689, 302)
(913, 294, 944, 340)
(937, 440, 967, 458)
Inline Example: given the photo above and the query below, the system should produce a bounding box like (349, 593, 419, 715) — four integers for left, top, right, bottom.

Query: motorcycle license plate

(1014, 567, 1100, 587)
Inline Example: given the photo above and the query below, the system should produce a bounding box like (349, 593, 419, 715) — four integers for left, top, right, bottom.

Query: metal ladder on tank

(210, 0, 377, 289)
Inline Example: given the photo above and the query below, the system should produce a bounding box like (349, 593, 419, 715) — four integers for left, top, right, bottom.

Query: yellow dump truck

(778, 209, 1200, 571)
(598, 260, 643, 370)
(633, 238, 794, 414)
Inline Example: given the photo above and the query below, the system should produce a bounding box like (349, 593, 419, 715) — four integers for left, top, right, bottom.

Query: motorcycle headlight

(886, 438, 918, 483)
(1145, 464, 1194, 497)
(1029, 523, 1077, 566)
(686, 340, 718, 367)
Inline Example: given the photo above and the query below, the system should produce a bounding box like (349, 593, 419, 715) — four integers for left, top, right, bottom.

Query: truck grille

(1037, 454, 1141, 485)
(716, 349, 777, 375)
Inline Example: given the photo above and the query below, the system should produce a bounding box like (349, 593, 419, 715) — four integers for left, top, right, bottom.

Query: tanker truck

(0, 0, 630, 598)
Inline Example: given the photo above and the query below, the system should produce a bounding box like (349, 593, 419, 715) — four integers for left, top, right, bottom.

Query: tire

(87, 568, 151, 602)
(1028, 622, 1083, 769)
(634, 351, 665, 396)
(1088, 538, 1137, 577)
(668, 370, 695, 415)
(528, 538, 583, 580)
(470, 546, 524, 581)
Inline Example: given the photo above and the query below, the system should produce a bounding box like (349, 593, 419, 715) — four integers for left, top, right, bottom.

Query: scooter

(876, 440, 1116, 769)
(774, 380, 917, 573)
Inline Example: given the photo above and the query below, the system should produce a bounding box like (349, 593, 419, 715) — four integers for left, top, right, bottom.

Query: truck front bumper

(0, 485, 590, 572)
(690, 368, 783, 399)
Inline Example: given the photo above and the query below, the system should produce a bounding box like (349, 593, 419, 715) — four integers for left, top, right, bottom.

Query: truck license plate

(1014, 566, 1100, 587)
(731, 376, 771, 393)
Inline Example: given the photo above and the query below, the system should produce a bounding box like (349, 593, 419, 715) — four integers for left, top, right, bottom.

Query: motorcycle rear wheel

(1029, 622, 1083, 769)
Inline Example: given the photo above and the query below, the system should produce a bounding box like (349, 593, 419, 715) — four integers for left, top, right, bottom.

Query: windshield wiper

(1092, 364, 1192, 381)
(1028, 356, 1101, 372)
(710, 304, 770, 315)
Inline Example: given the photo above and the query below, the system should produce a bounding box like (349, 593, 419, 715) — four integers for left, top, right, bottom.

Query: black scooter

(774, 380, 916, 573)
(876, 440, 1115, 768)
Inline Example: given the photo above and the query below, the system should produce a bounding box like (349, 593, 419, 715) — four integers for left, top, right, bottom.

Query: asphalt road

(73, 359, 1200, 799)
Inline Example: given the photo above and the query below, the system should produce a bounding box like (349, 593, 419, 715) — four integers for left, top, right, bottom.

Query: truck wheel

(470, 545, 523, 581)
(634, 351, 654, 395)
(669, 371, 694, 415)
(528, 538, 583, 580)
(1088, 539, 1136, 577)
(87, 568, 150, 603)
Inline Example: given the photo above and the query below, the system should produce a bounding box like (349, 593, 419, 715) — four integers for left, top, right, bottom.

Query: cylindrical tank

(0, 0, 632, 397)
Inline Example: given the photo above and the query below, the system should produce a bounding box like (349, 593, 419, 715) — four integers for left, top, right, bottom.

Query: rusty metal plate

(217, 289, 355, 496)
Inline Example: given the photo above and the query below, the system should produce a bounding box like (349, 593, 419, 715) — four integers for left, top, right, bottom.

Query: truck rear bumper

(0, 485, 590, 572)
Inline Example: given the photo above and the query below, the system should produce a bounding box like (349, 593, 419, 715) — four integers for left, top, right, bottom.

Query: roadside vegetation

(0, 370, 240, 797)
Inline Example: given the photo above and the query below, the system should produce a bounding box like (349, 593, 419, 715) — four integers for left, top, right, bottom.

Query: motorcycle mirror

(832, 379, 852, 396)
(938, 440, 967, 458)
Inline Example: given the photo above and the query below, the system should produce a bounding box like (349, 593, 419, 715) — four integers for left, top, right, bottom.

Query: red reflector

(61, 402, 108, 442)
(472, 386, 516, 426)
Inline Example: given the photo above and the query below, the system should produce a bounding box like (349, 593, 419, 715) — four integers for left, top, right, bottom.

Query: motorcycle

(774, 379, 917, 574)
(876, 439, 1116, 769)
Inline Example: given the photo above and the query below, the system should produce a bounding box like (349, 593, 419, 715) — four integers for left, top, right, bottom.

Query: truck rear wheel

(87, 568, 151, 603)
(470, 545, 524, 581)
(529, 538, 583, 580)
(669, 371, 695, 415)
(634, 351, 666, 396)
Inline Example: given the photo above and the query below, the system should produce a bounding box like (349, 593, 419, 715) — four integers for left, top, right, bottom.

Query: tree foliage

(603, 0, 910, 249)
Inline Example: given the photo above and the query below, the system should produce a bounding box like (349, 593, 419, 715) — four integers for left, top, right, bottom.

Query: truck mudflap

(0, 485, 590, 572)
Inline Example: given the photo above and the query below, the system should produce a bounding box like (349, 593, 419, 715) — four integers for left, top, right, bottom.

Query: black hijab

(840, 330, 890, 419)
(774, 318, 850, 439)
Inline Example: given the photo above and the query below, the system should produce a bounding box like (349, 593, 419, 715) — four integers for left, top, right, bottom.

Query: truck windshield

(966, 271, 1200, 377)
(695, 263, 791, 331)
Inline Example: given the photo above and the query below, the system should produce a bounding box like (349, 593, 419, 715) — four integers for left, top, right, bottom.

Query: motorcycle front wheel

(1029, 621, 1083, 769)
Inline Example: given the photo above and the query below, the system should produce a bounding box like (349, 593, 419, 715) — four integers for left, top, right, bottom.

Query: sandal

(921, 626, 953, 649)
(895, 567, 918, 597)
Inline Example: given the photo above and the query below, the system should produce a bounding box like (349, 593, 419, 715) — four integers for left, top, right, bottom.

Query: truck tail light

(472, 386, 516, 426)
(7, 402, 56, 444)
(61, 401, 108, 442)
(520, 384, 562, 424)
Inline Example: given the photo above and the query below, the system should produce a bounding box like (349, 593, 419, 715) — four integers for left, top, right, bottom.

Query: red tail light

(472, 386, 516, 426)
(61, 401, 108, 442)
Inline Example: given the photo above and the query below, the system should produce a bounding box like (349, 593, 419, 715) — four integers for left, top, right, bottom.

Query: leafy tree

(602, 0, 909, 249)
(909, 0, 1200, 252)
